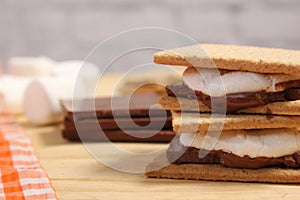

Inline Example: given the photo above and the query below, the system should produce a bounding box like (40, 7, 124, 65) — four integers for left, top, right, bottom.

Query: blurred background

(1, 0, 300, 65)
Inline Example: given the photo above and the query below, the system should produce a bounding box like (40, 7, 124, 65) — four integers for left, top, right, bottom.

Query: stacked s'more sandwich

(145, 44, 300, 183)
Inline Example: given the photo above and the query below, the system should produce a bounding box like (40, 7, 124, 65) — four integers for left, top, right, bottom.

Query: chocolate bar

(64, 116, 172, 131)
(62, 93, 168, 118)
(62, 129, 175, 142)
(61, 93, 175, 142)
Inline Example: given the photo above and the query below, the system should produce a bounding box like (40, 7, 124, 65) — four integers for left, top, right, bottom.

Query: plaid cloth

(0, 115, 57, 199)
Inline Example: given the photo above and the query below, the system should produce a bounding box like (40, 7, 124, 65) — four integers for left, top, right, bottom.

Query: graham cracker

(238, 101, 300, 115)
(159, 96, 300, 115)
(154, 44, 300, 76)
(158, 96, 210, 112)
(172, 111, 300, 133)
(145, 161, 300, 183)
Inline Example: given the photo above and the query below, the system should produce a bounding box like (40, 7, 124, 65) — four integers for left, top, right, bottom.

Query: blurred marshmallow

(23, 77, 86, 125)
(0, 75, 33, 114)
(7, 56, 55, 77)
(52, 60, 101, 97)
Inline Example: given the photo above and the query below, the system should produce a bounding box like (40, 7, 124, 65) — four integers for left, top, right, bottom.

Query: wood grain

(23, 74, 300, 199)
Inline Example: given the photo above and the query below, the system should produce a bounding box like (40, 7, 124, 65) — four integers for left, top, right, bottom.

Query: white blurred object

(7, 56, 55, 77)
(2, 59, 100, 124)
(0, 90, 3, 114)
(0, 75, 33, 114)
(52, 60, 101, 97)
(116, 67, 182, 95)
(0, 60, 2, 76)
(23, 77, 86, 125)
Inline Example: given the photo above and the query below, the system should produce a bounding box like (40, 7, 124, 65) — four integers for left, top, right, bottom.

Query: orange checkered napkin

(0, 115, 57, 199)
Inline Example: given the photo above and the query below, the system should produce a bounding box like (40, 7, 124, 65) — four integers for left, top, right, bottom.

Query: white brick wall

(0, 0, 299, 66)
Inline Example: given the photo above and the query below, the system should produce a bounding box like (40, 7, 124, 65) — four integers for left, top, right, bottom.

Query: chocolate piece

(62, 129, 175, 142)
(61, 93, 169, 119)
(64, 116, 172, 131)
(61, 93, 174, 142)
(285, 88, 300, 100)
(167, 136, 300, 169)
(166, 82, 300, 112)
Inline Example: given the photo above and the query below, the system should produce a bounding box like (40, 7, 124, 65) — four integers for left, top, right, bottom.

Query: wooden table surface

(22, 74, 300, 199)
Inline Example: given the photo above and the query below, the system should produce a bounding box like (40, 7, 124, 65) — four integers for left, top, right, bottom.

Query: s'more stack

(145, 44, 300, 183)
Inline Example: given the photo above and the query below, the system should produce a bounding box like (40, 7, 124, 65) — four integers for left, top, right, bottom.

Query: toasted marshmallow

(183, 67, 300, 97)
(180, 129, 300, 158)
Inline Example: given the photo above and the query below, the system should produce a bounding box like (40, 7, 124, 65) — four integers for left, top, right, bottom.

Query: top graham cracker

(154, 44, 300, 76)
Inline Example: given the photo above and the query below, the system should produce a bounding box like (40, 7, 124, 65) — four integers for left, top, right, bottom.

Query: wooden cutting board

(24, 74, 300, 199)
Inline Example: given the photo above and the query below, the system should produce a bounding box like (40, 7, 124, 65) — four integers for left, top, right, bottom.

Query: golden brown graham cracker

(159, 96, 300, 116)
(145, 162, 300, 183)
(154, 44, 300, 76)
(172, 112, 300, 133)
(158, 96, 210, 112)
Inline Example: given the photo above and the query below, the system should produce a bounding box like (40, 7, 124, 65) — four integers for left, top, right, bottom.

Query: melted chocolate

(167, 136, 300, 169)
(166, 82, 300, 112)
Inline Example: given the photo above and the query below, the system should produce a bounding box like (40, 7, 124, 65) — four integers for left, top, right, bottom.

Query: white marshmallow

(7, 56, 55, 77)
(180, 129, 300, 158)
(183, 68, 300, 97)
(23, 77, 86, 125)
(0, 75, 33, 114)
(52, 60, 101, 97)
